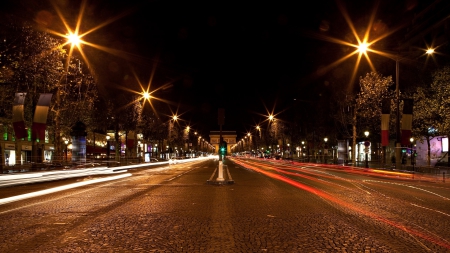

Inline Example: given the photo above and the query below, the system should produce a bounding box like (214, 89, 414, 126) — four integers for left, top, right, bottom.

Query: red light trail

(231, 158, 450, 250)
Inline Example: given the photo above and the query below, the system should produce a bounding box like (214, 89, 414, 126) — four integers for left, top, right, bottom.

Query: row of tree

(0, 21, 197, 162)
(244, 66, 450, 167)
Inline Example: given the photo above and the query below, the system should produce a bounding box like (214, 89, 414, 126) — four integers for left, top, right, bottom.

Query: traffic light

(219, 142, 226, 156)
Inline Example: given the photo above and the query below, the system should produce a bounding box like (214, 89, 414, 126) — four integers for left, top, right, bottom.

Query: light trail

(0, 173, 132, 205)
(241, 158, 450, 204)
(0, 157, 213, 204)
(243, 160, 359, 193)
(363, 180, 450, 201)
(411, 203, 450, 217)
(268, 159, 415, 180)
(231, 158, 450, 250)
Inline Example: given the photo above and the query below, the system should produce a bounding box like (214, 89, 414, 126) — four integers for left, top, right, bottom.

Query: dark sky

(2, 0, 433, 138)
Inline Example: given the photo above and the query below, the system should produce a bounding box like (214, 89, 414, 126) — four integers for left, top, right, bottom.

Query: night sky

(1, 0, 431, 137)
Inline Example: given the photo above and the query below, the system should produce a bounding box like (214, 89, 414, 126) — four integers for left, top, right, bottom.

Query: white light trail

(0, 173, 132, 205)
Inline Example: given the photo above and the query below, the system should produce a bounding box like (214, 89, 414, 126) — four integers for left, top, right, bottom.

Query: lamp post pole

(410, 137, 415, 176)
(364, 131, 370, 168)
(302, 141, 305, 162)
(64, 140, 69, 163)
(287, 143, 290, 160)
(106, 135, 110, 159)
(138, 140, 141, 163)
(106, 135, 110, 167)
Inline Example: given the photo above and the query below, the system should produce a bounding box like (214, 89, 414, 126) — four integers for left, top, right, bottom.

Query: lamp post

(137, 140, 141, 163)
(247, 132, 251, 156)
(410, 137, 414, 165)
(323, 138, 328, 163)
(268, 114, 275, 155)
(364, 131, 370, 168)
(106, 135, 110, 160)
(287, 143, 290, 159)
(168, 115, 178, 158)
(64, 140, 69, 163)
(301, 141, 305, 161)
(256, 126, 261, 157)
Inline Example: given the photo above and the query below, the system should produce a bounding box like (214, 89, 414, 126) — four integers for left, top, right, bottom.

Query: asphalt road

(0, 157, 449, 252)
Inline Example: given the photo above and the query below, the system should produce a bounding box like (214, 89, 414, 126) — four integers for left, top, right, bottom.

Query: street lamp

(64, 140, 69, 162)
(410, 137, 414, 165)
(168, 115, 178, 158)
(364, 131, 370, 168)
(255, 126, 261, 156)
(137, 140, 141, 162)
(106, 135, 110, 160)
(301, 141, 306, 162)
(323, 138, 328, 163)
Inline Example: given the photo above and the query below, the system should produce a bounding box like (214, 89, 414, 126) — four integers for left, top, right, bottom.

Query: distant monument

(209, 131, 237, 154)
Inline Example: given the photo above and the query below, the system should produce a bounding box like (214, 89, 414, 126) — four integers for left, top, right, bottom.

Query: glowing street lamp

(143, 91, 151, 99)
(67, 32, 81, 47)
(106, 135, 111, 160)
(64, 140, 69, 162)
(357, 42, 369, 54)
(410, 137, 416, 169)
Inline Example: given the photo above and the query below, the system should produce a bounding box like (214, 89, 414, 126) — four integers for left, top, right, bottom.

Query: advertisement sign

(443, 137, 448, 152)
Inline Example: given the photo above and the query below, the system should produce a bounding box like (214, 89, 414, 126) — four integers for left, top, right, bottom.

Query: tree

(413, 87, 439, 166)
(413, 66, 450, 166)
(353, 72, 394, 164)
(0, 21, 98, 162)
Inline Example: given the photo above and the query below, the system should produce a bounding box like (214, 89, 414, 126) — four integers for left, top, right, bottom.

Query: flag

(401, 99, 413, 146)
(381, 98, 390, 146)
(13, 93, 27, 139)
(32, 93, 52, 141)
